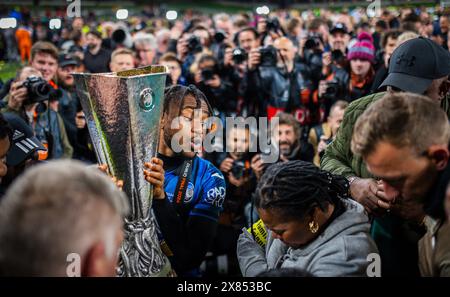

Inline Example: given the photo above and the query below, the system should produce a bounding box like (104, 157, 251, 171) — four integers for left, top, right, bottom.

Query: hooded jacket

(237, 198, 378, 277)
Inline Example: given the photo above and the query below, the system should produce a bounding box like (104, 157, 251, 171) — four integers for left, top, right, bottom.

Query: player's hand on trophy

(144, 157, 166, 200)
(97, 164, 124, 191)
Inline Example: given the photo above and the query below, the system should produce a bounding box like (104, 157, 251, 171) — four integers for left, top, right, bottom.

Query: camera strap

(173, 158, 194, 215)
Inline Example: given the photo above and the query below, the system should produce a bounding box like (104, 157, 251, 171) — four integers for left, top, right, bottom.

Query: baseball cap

(58, 53, 79, 68)
(330, 23, 348, 35)
(3, 113, 47, 167)
(380, 37, 450, 94)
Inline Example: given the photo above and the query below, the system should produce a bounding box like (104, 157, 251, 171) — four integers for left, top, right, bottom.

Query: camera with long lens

(259, 45, 278, 67)
(21, 76, 57, 105)
(322, 79, 340, 101)
(230, 160, 245, 179)
(231, 47, 248, 64)
(187, 35, 203, 54)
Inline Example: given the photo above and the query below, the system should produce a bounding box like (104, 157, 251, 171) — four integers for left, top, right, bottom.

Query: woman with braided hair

(237, 160, 378, 276)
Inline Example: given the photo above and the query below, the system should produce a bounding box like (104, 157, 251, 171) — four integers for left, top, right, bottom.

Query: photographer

(3, 64, 72, 161)
(316, 32, 376, 111)
(194, 54, 238, 117)
(221, 27, 260, 115)
(251, 112, 314, 181)
(308, 100, 348, 166)
(206, 124, 255, 276)
(160, 53, 187, 86)
(176, 31, 205, 84)
(1, 66, 43, 122)
(245, 36, 314, 125)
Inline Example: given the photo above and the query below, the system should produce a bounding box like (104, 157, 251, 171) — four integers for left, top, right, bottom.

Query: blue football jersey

(163, 155, 226, 222)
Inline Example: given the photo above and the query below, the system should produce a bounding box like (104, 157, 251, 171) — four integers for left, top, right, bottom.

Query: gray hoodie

(237, 199, 379, 277)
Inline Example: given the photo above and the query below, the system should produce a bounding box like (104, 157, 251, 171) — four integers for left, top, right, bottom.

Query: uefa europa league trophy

(73, 66, 173, 277)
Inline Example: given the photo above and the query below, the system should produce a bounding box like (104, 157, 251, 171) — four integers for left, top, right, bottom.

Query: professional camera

(230, 160, 245, 179)
(322, 80, 341, 101)
(231, 47, 248, 64)
(331, 49, 345, 64)
(259, 45, 278, 67)
(187, 35, 203, 54)
(201, 67, 217, 81)
(21, 76, 58, 105)
(304, 34, 323, 50)
(214, 30, 226, 44)
(266, 17, 281, 33)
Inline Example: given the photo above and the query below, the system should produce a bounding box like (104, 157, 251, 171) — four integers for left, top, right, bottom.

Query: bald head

(274, 37, 297, 66)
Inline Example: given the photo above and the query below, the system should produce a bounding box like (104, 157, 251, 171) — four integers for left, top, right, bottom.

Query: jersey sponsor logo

(211, 172, 224, 180)
(205, 186, 225, 207)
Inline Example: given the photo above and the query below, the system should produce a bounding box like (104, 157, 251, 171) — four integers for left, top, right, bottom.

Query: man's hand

(251, 154, 265, 180)
(176, 36, 189, 61)
(98, 164, 124, 191)
(8, 81, 28, 110)
(349, 177, 392, 215)
(75, 111, 86, 129)
(317, 135, 329, 154)
(144, 157, 165, 200)
(204, 75, 221, 88)
(318, 80, 328, 98)
(220, 157, 234, 174)
(321, 52, 332, 75)
(248, 48, 261, 71)
(228, 172, 249, 187)
(223, 47, 234, 68)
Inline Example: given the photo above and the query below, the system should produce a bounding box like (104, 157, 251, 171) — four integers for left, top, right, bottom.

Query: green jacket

(320, 91, 386, 178)
(321, 91, 450, 177)
(320, 91, 450, 276)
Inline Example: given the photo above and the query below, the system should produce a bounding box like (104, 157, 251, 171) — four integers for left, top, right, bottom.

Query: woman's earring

(309, 221, 319, 234)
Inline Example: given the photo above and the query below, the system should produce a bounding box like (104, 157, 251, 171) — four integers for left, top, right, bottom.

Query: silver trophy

(73, 66, 173, 277)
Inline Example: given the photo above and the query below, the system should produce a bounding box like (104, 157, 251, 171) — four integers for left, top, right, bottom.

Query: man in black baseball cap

(380, 36, 450, 102)
(3, 112, 46, 167)
(329, 22, 350, 54)
(58, 53, 79, 69)
(0, 112, 46, 197)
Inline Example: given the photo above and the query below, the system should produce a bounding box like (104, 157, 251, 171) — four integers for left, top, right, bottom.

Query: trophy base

(116, 216, 175, 277)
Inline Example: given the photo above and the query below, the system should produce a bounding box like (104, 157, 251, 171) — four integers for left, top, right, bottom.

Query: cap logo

(12, 130, 25, 141)
(396, 54, 416, 67)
